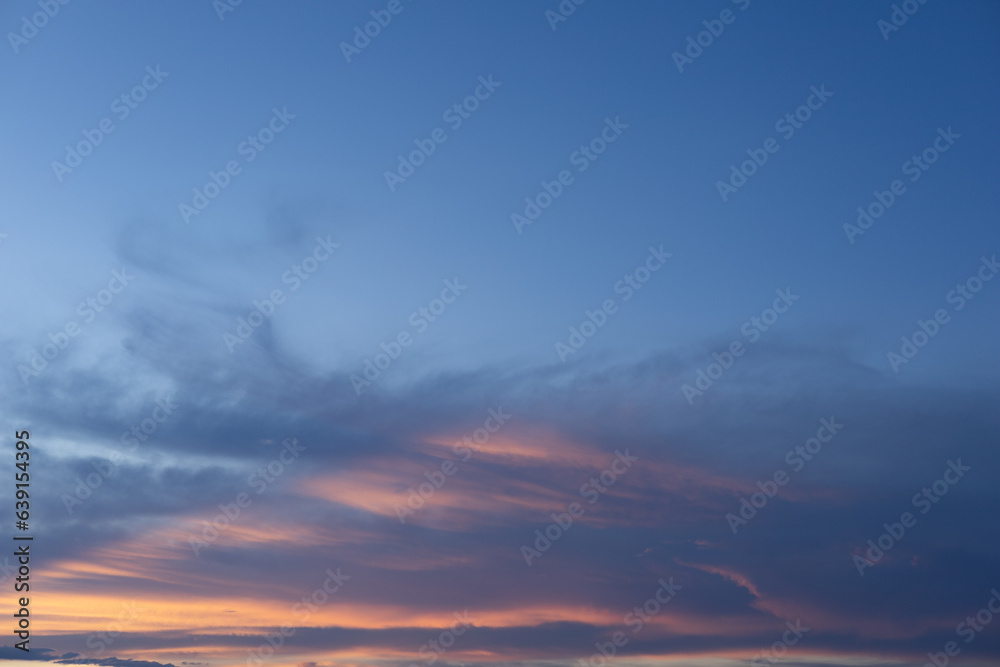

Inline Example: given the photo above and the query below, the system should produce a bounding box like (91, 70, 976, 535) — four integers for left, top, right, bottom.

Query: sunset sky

(2, 1, 1000, 667)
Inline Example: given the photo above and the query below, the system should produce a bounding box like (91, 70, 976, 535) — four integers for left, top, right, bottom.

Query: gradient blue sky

(1, 2, 999, 667)
(3, 0, 998, 380)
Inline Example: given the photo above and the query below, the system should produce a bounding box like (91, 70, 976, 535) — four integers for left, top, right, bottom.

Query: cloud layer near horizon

(3, 218, 999, 667)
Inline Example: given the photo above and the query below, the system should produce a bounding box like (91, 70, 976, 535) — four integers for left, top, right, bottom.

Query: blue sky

(1, 2, 999, 666)
(3, 0, 997, 382)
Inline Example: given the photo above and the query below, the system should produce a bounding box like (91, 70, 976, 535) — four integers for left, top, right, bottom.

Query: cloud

(0, 647, 178, 667)
(4, 221, 999, 666)
(57, 657, 179, 667)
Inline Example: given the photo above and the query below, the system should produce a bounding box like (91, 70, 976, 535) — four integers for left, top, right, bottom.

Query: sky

(1, 1, 999, 666)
